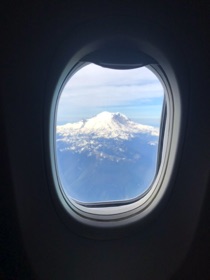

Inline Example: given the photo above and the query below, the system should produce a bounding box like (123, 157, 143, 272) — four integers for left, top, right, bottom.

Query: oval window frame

(45, 20, 183, 238)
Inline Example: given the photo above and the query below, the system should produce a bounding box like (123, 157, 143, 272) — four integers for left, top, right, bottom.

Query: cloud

(57, 63, 164, 124)
(59, 64, 163, 107)
(64, 63, 159, 88)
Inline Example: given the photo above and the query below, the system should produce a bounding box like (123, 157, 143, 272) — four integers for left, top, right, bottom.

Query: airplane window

(55, 63, 165, 206)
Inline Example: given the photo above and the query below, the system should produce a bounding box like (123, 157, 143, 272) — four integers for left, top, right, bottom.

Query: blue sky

(57, 64, 164, 127)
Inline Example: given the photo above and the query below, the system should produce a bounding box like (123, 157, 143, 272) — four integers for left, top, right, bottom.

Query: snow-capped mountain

(57, 111, 159, 140)
(56, 112, 159, 203)
(57, 112, 159, 160)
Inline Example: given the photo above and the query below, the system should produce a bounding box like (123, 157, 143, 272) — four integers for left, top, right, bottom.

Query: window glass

(56, 64, 164, 204)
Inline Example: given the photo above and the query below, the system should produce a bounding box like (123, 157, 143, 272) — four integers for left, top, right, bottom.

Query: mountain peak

(57, 111, 159, 140)
(91, 111, 129, 124)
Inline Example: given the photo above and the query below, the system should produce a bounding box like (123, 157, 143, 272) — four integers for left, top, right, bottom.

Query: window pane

(56, 64, 164, 204)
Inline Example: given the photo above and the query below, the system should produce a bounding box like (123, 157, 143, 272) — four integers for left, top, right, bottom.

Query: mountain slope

(56, 112, 159, 203)
(57, 111, 159, 140)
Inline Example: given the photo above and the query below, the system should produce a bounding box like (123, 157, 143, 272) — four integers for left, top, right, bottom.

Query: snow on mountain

(57, 111, 159, 140)
(56, 112, 159, 161)
(56, 112, 159, 202)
